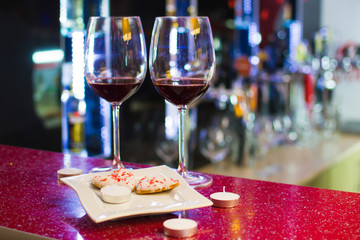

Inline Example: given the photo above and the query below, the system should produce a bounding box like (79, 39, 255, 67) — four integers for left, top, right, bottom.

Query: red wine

(153, 78, 209, 106)
(87, 77, 142, 103)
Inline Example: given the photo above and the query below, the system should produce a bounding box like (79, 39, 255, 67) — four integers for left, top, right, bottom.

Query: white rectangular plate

(61, 165, 213, 223)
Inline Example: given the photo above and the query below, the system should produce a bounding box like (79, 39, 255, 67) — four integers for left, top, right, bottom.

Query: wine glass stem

(177, 106, 189, 178)
(112, 104, 124, 170)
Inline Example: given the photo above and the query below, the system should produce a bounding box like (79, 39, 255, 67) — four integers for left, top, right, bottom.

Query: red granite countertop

(0, 144, 359, 239)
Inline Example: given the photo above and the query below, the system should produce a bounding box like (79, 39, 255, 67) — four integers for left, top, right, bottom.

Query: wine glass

(84, 16, 147, 172)
(149, 16, 215, 188)
(199, 115, 234, 165)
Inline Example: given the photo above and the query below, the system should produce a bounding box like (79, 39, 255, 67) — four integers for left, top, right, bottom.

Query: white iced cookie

(136, 175, 180, 194)
(91, 168, 136, 191)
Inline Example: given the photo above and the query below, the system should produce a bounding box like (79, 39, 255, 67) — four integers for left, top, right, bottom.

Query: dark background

(0, 0, 320, 164)
(0, 0, 237, 154)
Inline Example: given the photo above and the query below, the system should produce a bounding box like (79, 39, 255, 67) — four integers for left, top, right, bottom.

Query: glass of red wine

(149, 16, 215, 188)
(84, 16, 147, 172)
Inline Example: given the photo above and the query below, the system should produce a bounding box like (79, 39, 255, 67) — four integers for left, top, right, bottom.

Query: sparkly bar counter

(0, 144, 360, 239)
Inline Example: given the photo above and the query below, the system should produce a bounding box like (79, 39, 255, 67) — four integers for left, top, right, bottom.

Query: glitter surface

(0, 144, 360, 239)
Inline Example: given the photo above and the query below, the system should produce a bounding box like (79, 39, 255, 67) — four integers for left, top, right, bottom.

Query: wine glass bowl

(149, 16, 215, 188)
(85, 16, 147, 171)
(199, 116, 233, 164)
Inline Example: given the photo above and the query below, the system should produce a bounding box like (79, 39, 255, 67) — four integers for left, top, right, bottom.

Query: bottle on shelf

(61, 81, 86, 155)
(60, 0, 111, 157)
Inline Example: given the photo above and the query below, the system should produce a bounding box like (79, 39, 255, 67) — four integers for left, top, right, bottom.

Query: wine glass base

(181, 171, 213, 189)
(89, 166, 112, 173)
(89, 164, 139, 173)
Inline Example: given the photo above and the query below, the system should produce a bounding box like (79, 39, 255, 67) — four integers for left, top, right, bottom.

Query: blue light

(244, 0, 252, 15)
(71, 31, 85, 100)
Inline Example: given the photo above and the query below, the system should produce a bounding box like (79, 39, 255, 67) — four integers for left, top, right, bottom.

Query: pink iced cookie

(92, 168, 136, 191)
(136, 175, 180, 194)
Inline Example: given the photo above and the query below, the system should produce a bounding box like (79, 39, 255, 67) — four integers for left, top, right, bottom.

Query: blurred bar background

(2, 0, 360, 192)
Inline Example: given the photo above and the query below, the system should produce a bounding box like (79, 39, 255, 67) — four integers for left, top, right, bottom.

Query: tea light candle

(210, 186, 240, 208)
(163, 214, 198, 238)
(100, 185, 131, 204)
(57, 168, 83, 179)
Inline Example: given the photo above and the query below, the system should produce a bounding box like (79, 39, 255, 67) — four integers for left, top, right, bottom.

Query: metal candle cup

(163, 215, 198, 238)
(100, 185, 131, 204)
(210, 187, 240, 208)
(57, 168, 83, 179)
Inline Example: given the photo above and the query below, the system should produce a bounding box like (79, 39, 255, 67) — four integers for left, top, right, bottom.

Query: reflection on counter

(196, 133, 360, 194)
